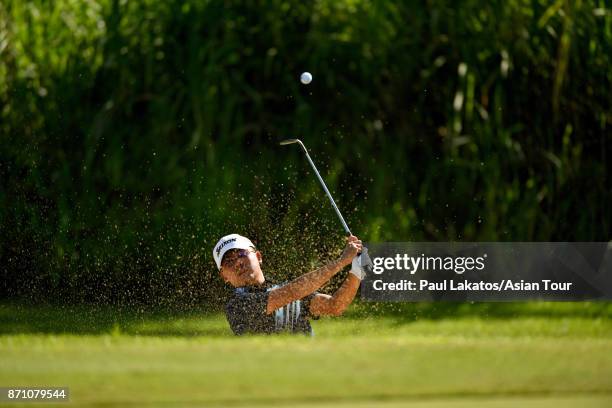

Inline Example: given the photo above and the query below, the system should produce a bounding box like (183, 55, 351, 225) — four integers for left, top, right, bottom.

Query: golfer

(213, 233, 369, 335)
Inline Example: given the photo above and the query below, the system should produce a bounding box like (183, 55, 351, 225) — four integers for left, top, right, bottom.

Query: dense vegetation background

(1, 0, 610, 307)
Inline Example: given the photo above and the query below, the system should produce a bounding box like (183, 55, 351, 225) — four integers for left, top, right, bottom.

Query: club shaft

(294, 141, 352, 236)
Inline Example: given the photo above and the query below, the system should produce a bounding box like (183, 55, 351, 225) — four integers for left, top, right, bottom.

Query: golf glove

(349, 246, 373, 281)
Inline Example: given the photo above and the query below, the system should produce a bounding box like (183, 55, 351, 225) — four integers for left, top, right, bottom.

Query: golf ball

(300, 72, 312, 85)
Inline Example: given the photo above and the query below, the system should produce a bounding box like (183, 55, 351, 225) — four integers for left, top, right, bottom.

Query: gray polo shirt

(225, 282, 317, 335)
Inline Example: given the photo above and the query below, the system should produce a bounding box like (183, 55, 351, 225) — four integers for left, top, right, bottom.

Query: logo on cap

(216, 238, 237, 256)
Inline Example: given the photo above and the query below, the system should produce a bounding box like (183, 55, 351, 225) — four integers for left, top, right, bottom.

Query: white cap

(213, 233, 256, 270)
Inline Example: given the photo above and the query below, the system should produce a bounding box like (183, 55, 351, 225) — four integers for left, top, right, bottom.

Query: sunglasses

(221, 248, 256, 268)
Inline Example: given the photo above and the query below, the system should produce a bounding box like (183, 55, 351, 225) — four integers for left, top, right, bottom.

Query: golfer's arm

(266, 259, 348, 314)
(309, 274, 360, 317)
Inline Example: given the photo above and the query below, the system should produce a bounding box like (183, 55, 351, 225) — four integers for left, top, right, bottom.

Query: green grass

(1, 303, 612, 407)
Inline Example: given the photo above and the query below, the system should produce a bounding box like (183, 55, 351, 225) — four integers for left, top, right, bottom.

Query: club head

(279, 139, 300, 146)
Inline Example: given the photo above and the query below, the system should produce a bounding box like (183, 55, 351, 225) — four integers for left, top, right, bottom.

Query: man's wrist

(336, 258, 351, 268)
(347, 272, 362, 282)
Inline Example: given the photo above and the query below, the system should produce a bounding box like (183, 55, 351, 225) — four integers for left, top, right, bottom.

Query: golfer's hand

(350, 246, 372, 280)
(339, 235, 362, 266)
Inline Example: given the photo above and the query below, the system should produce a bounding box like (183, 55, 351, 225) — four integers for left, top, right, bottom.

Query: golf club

(280, 138, 373, 277)
(279, 138, 352, 236)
